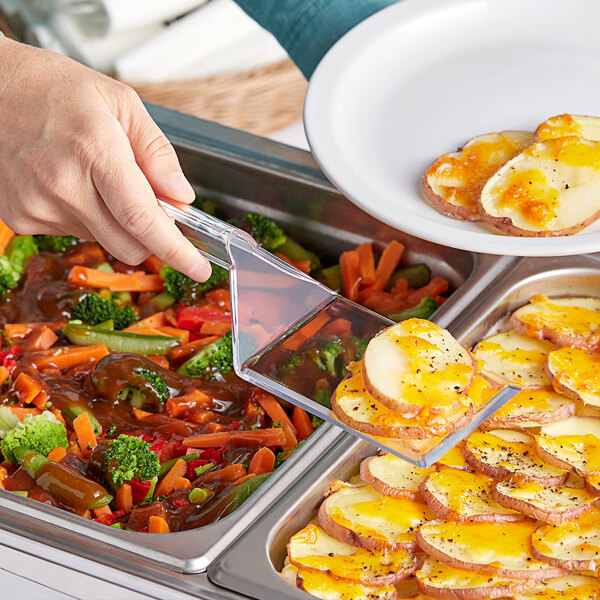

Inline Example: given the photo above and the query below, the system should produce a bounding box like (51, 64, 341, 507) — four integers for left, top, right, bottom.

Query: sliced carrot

(155, 326, 190, 343)
(21, 326, 59, 351)
(173, 476, 192, 491)
(253, 391, 297, 451)
(46, 446, 67, 462)
(167, 336, 219, 363)
(435, 295, 447, 307)
(320, 318, 353, 338)
(7, 406, 41, 420)
(199, 321, 231, 336)
(51, 407, 66, 426)
(0, 465, 7, 489)
(298, 312, 331, 340)
(356, 243, 376, 285)
(124, 312, 166, 331)
(0, 219, 15, 255)
(13, 373, 45, 406)
(340, 250, 362, 301)
(143, 254, 164, 275)
(148, 515, 170, 534)
(292, 406, 314, 440)
(147, 355, 170, 369)
(204, 422, 225, 433)
(187, 408, 217, 425)
(233, 473, 257, 486)
(30, 344, 109, 370)
(406, 277, 449, 307)
(196, 464, 246, 484)
(292, 260, 312, 274)
(73, 411, 97, 456)
(370, 241, 405, 291)
(166, 389, 211, 418)
(116, 482, 133, 512)
(164, 308, 178, 327)
(274, 252, 294, 266)
(248, 447, 275, 476)
(156, 458, 187, 497)
(92, 505, 112, 518)
(359, 289, 407, 313)
(0, 365, 9, 387)
(205, 289, 231, 311)
(67, 266, 164, 292)
(182, 427, 287, 448)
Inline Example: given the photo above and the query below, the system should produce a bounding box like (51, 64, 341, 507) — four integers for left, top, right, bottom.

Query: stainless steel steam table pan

(0, 105, 509, 597)
(209, 253, 600, 600)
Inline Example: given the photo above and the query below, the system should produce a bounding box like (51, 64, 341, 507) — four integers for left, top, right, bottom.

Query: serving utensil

(162, 202, 519, 467)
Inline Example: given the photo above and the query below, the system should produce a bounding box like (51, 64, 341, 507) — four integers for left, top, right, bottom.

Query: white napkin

(115, 0, 262, 83)
(63, 0, 208, 37)
(51, 12, 162, 73)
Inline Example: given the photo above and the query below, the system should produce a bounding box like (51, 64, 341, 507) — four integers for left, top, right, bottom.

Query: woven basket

(0, 15, 307, 136)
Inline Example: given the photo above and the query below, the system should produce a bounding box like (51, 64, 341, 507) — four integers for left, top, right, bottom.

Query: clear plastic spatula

(161, 202, 519, 467)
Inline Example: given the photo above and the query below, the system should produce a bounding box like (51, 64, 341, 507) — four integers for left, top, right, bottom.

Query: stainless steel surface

(208, 253, 600, 600)
(0, 106, 508, 594)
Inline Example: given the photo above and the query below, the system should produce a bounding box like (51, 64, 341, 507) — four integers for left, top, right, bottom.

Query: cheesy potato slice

(513, 574, 600, 600)
(536, 114, 600, 142)
(296, 568, 399, 600)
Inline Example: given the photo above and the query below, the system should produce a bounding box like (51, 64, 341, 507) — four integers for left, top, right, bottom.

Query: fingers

(90, 130, 212, 281)
(113, 87, 195, 205)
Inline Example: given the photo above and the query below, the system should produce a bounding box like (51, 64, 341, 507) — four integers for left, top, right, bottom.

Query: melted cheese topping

(297, 568, 398, 600)
(527, 135, 600, 169)
(536, 114, 584, 141)
(490, 387, 572, 422)
(496, 480, 597, 511)
(366, 453, 431, 494)
(548, 347, 600, 408)
(419, 520, 550, 570)
(514, 574, 599, 599)
(435, 442, 469, 470)
(514, 295, 600, 339)
(424, 468, 518, 517)
(324, 485, 433, 545)
(536, 432, 600, 476)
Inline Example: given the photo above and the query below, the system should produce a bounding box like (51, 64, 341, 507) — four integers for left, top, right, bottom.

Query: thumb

(113, 87, 195, 204)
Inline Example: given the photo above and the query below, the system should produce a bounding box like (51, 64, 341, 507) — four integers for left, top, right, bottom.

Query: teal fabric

(233, 0, 400, 79)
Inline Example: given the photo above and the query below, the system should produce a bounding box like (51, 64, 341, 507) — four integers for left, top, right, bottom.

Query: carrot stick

(254, 391, 297, 451)
(155, 326, 190, 343)
(182, 427, 287, 448)
(298, 312, 331, 340)
(30, 344, 109, 370)
(73, 411, 97, 456)
(124, 312, 166, 331)
(21, 326, 59, 351)
(13, 373, 45, 406)
(292, 260, 312, 274)
(155, 458, 187, 496)
(406, 277, 449, 306)
(116, 482, 133, 512)
(92, 505, 112, 518)
(205, 289, 231, 311)
(340, 250, 362, 301)
(292, 406, 314, 440)
(148, 515, 170, 534)
(67, 266, 164, 292)
(173, 476, 192, 490)
(46, 446, 67, 462)
(0, 219, 15, 255)
(356, 243, 376, 285)
(147, 355, 170, 369)
(196, 464, 246, 484)
(164, 308, 178, 327)
(143, 255, 164, 275)
(248, 447, 275, 476)
(7, 406, 41, 420)
(0, 365, 9, 387)
(233, 473, 256, 486)
(199, 322, 231, 336)
(371, 241, 405, 291)
(167, 336, 219, 362)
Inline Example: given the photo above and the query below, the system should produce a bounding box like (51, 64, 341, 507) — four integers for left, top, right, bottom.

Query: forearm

(234, 0, 399, 78)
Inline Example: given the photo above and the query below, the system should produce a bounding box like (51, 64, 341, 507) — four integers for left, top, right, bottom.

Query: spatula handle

(160, 201, 239, 269)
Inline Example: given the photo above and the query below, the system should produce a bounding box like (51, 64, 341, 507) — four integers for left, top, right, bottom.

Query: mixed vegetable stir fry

(0, 210, 448, 534)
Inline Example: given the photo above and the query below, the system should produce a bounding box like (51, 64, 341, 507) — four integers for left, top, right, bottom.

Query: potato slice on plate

(479, 136, 600, 236)
(417, 520, 566, 579)
(419, 468, 522, 522)
(360, 454, 432, 500)
(422, 130, 534, 221)
(492, 480, 598, 524)
(483, 387, 575, 429)
(296, 568, 399, 600)
(510, 295, 600, 350)
(473, 330, 558, 387)
(547, 346, 600, 409)
(464, 429, 568, 485)
(531, 508, 600, 571)
(536, 114, 600, 142)
(362, 318, 476, 417)
(513, 574, 600, 600)
(416, 557, 543, 600)
(317, 483, 434, 552)
(287, 523, 415, 586)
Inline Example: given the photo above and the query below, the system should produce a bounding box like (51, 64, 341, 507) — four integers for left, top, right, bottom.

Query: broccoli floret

(0, 256, 19, 297)
(178, 331, 233, 381)
(104, 434, 160, 489)
(0, 409, 68, 464)
(137, 368, 169, 404)
(72, 293, 137, 330)
(229, 213, 287, 251)
(117, 367, 170, 410)
(160, 263, 228, 303)
(35, 235, 78, 252)
(314, 339, 345, 377)
(311, 415, 324, 429)
(277, 355, 302, 378)
(354, 337, 369, 361)
(0, 236, 40, 298)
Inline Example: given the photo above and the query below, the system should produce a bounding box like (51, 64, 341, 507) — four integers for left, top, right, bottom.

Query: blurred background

(0, 0, 309, 145)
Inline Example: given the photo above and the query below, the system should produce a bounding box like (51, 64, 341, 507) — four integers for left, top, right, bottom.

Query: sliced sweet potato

(509, 295, 600, 350)
(296, 568, 399, 600)
(473, 330, 558, 387)
(535, 114, 600, 142)
(423, 130, 534, 222)
(317, 483, 434, 552)
(416, 557, 542, 600)
(288, 523, 415, 586)
(464, 429, 567, 486)
(534, 429, 600, 479)
(479, 136, 600, 236)
(492, 480, 597, 524)
(417, 520, 566, 579)
(512, 574, 600, 600)
(360, 454, 432, 500)
(419, 469, 522, 522)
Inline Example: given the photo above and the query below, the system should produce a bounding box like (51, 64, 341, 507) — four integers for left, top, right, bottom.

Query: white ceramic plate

(304, 0, 600, 256)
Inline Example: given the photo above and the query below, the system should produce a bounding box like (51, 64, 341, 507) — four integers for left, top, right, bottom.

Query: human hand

(0, 38, 211, 281)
